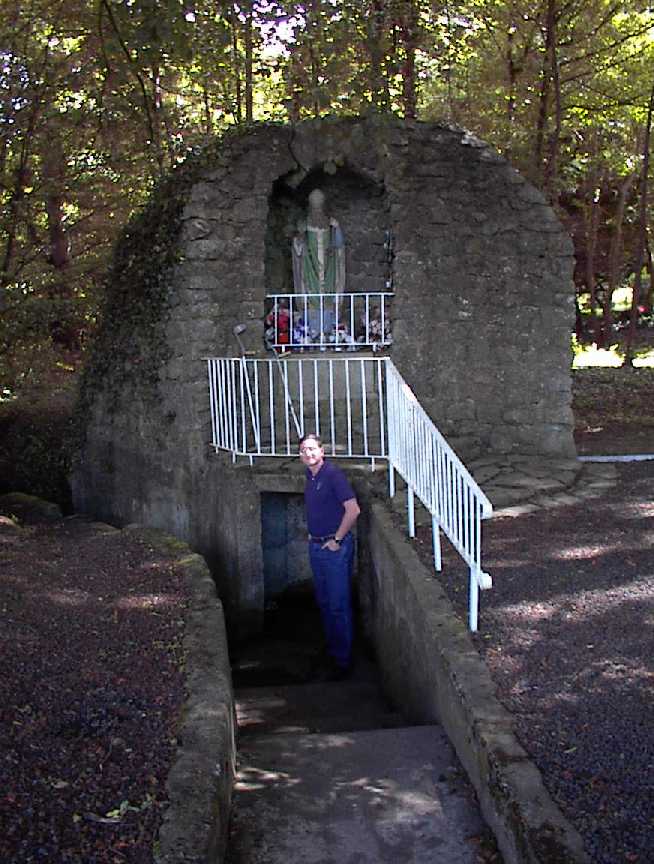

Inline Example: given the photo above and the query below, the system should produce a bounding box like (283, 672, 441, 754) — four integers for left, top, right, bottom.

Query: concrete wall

(360, 497, 588, 864)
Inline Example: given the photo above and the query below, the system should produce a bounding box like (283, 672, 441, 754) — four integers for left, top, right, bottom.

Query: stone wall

(72, 115, 576, 630)
(361, 498, 589, 864)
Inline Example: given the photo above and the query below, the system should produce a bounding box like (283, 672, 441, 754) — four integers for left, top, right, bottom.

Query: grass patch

(572, 366, 654, 430)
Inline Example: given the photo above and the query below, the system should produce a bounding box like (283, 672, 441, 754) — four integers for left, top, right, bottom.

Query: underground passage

(223, 488, 497, 864)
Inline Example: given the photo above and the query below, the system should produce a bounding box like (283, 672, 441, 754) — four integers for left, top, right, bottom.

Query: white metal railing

(205, 355, 493, 631)
(265, 292, 393, 351)
(206, 355, 387, 462)
(385, 361, 493, 631)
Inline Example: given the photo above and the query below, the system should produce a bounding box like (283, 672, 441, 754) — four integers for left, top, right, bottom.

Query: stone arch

(73, 115, 576, 629)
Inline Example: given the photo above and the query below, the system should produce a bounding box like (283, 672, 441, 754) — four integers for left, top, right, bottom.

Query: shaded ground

(0, 508, 189, 864)
(1, 366, 653, 862)
(412, 461, 654, 864)
(573, 367, 654, 455)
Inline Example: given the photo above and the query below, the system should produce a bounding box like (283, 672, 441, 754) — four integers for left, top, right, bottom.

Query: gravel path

(0, 513, 189, 864)
(415, 462, 654, 864)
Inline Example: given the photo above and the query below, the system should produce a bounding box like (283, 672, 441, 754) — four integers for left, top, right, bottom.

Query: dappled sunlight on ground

(573, 344, 654, 368)
(116, 593, 182, 611)
(411, 461, 654, 864)
(550, 542, 621, 560)
(0, 517, 190, 864)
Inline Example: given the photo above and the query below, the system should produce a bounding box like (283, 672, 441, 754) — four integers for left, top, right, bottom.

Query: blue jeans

(309, 533, 354, 669)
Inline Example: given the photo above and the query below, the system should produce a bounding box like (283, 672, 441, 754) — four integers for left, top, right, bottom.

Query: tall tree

(624, 77, 654, 366)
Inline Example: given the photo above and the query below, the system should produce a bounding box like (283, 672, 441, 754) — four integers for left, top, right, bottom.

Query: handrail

(206, 356, 388, 463)
(205, 355, 493, 630)
(385, 360, 493, 631)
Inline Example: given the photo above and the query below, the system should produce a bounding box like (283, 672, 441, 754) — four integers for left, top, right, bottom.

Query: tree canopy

(1, 0, 653, 393)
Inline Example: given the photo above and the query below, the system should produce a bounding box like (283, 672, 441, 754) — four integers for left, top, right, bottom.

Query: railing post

(205, 354, 492, 632)
(469, 566, 479, 632)
(407, 486, 415, 538)
(432, 515, 442, 572)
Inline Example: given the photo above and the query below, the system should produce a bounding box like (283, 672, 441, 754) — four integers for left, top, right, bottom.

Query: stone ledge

(366, 499, 589, 864)
(121, 526, 235, 864)
(0, 491, 63, 523)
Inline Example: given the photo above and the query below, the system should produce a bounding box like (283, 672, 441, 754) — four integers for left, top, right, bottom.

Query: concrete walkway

(226, 663, 489, 864)
(471, 455, 618, 516)
(226, 725, 486, 864)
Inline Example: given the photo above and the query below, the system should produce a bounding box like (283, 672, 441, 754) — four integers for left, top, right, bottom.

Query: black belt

(310, 534, 337, 544)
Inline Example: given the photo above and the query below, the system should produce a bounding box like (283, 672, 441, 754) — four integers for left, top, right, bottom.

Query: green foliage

(0, 385, 77, 510)
(0, 0, 653, 409)
(72, 125, 251, 445)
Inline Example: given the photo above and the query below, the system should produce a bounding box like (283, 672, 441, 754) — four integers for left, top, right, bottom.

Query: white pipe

(271, 348, 302, 439)
(578, 454, 654, 462)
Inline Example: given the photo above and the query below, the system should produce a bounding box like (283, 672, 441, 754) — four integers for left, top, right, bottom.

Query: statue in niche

(290, 188, 346, 345)
(292, 188, 346, 294)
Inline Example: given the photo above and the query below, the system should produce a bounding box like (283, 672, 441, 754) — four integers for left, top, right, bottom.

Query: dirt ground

(410, 462, 654, 864)
(0, 510, 190, 864)
(1, 366, 653, 863)
(573, 367, 654, 456)
(406, 370, 654, 864)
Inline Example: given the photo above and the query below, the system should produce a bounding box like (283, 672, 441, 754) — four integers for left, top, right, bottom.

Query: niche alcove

(265, 168, 390, 298)
(72, 114, 576, 633)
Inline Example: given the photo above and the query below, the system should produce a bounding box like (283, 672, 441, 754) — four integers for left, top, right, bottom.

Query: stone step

(225, 725, 486, 864)
(235, 679, 405, 737)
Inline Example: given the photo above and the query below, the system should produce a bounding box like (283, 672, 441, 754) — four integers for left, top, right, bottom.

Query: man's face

(300, 439, 324, 472)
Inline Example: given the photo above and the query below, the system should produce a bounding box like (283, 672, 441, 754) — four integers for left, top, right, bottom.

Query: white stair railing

(205, 355, 493, 630)
(385, 361, 493, 632)
(206, 356, 387, 462)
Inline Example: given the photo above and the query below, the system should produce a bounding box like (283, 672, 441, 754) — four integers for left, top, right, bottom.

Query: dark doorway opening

(230, 491, 370, 688)
(230, 492, 323, 687)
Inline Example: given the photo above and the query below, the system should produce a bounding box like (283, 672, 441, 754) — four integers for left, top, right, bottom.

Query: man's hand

(322, 537, 341, 551)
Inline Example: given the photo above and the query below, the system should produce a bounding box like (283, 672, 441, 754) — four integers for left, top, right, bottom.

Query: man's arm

(323, 498, 360, 550)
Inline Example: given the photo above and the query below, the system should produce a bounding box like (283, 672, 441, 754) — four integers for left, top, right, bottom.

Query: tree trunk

(583, 131, 601, 346)
(42, 132, 69, 271)
(543, 9, 561, 204)
(244, 0, 254, 123)
(230, 3, 243, 123)
(367, 0, 389, 111)
(534, 0, 556, 186)
(398, 0, 419, 120)
(624, 79, 654, 367)
(646, 243, 653, 310)
(505, 27, 517, 141)
(605, 171, 637, 343)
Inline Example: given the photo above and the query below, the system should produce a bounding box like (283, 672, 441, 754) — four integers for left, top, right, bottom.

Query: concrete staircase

(225, 596, 493, 864)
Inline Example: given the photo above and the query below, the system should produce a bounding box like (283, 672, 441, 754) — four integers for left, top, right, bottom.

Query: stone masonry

(72, 115, 576, 632)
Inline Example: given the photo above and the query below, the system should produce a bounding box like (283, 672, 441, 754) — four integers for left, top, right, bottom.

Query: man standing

(299, 433, 360, 680)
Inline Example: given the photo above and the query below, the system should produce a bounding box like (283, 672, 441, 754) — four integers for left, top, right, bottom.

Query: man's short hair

(299, 432, 322, 449)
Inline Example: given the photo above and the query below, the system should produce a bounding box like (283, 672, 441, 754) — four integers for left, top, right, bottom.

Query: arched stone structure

(72, 115, 576, 630)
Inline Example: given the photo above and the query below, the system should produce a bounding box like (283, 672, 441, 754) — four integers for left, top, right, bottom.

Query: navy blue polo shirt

(304, 460, 356, 538)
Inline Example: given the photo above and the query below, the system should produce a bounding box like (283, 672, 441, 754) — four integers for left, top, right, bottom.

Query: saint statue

(291, 189, 346, 295)
(290, 188, 346, 346)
